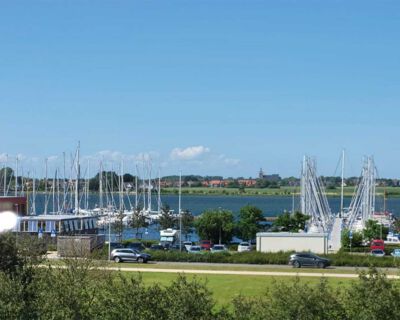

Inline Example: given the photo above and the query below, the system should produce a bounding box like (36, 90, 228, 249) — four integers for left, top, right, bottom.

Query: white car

(238, 242, 252, 252)
(370, 249, 385, 257)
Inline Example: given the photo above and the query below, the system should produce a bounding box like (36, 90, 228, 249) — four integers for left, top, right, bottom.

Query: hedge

(143, 250, 400, 268)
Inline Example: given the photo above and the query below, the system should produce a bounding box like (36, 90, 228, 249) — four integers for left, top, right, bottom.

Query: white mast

(148, 162, 152, 212)
(99, 161, 103, 211)
(75, 142, 80, 214)
(86, 159, 90, 210)
(179, 171, 182, 251)
(56, 169, 60, 213)
(3, 154, 7, 196)
(52, 170, 56, 213)
(44, 158, 48, 215)
(120, 160, 124, 212)
(340, 149, 345, 217)
(135, 165, 138, 210)
(15, 156, 18, 197)
(158, 168, 161, 213)
(62, 152, 66, 212)
(32, 170, 36, 215)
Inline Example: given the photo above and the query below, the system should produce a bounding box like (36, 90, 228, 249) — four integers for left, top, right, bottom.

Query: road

(95, 264, 400, 279)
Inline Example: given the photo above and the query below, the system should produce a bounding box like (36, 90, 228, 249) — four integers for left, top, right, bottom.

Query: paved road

(97, 266, 400, 279)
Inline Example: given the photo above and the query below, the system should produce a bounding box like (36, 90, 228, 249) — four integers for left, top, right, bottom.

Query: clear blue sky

(1, 1, 399, 178)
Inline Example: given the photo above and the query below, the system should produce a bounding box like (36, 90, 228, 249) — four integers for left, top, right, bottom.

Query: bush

(145, 250, 400, 268)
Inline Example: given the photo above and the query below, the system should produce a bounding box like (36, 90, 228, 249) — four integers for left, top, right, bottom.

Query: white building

(256, 232, 329, 254)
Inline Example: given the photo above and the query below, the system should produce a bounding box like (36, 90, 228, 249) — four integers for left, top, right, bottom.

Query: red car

(370, 239, 384, 251)
(200, 240, 212, 251)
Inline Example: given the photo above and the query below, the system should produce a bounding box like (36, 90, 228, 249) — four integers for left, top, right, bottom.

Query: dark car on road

(288, 253, 330, 268)
(149, 244, 166, 251)
(111, 249, 151, 263)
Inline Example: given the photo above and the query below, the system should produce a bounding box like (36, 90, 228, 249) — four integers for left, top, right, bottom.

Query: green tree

(158, 205, 177, 230)
(129, 209, 149, 238)
(341, 268, 400, 320)
(112, 211, 125, 243)
(236, 205, 264, 241)
(180, 210, 195, 240)
(341, 229, 363, 248)
(195, 209, 234, 244)
(363, 219, 388, 241)
(273, 211, 310, 232)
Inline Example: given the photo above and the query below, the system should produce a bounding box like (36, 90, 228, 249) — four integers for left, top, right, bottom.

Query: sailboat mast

(75, 142, 80, 214)
(120, 160, 124, 212)
(32, 170, 36, 214)
(44, 158, 48, 215)
(4, 154, 7, 196)
(340, 149, 345, 217)
(158, 169, 161, 213)
(148, 163, 152, 211)
(52, 171, 56, 213)
(15, 156, 18, 197)
(179, 171, 182, 250)
(99, 161, 103, 211)
(135, 165, 138, 210)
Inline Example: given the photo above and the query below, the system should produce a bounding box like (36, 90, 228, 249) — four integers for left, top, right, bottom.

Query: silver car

(110, 248, 151, 263)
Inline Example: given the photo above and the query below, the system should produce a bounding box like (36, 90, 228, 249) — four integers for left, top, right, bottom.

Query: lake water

(30, 193, 399, 217)
(28, 193, 400, 241)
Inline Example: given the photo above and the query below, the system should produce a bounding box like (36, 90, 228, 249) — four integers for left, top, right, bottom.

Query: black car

(289, 253, 330, 268)
(149, 244, 167, 251)
(110, 249, 151, 263)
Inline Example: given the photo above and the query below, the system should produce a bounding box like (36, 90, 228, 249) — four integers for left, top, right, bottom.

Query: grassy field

(127, 271, 353, 306)
(161, 186, 400, 197)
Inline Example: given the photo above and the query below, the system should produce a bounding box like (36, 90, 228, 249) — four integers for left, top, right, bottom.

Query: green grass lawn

(126, 272, 354, 306)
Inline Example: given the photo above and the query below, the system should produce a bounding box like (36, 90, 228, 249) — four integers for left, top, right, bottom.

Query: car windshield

(213, 246, 223, 250)
(191, 247, 201, 251)
(240, 242, 249, 246)
(372, 250, 384, 254)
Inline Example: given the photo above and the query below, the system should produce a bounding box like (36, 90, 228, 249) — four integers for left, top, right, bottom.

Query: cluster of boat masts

(0, 144, 184, 227)
(301, 151, 393, 236)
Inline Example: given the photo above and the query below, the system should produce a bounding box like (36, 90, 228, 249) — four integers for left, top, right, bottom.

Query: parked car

(370, 249, 385, 257)
(391, 249, 400, 258)
(188, 245, 203, 254)
(238, 242, 252, 252)
(169, 244, 188, 252)
(211, 245, 228, 253)
(370, 239, 385, 251)
(109, 242, 124, 250)
(288, 253, 331, 268)
(149, 244, 166, 251)
(124, 242, 146, 252)
(110, 248, 151, 263)
(200, 240, 212, 251)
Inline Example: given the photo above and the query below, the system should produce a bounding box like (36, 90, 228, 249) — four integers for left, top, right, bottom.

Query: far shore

(31, 186, 400, 198)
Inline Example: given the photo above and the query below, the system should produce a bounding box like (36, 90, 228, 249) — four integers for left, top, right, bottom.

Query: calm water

(28, 193, 400, 241)
(29, 193, 400, 217)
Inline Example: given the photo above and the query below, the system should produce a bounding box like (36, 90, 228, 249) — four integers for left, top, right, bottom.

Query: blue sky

(0, 1, 399, 178)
